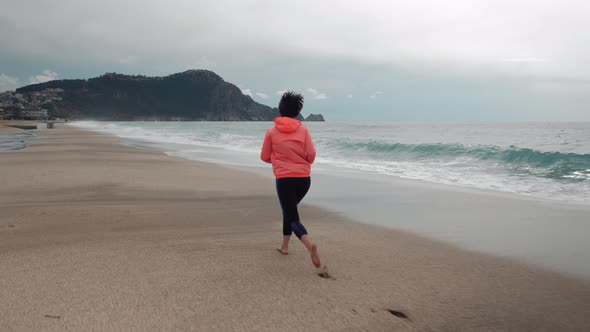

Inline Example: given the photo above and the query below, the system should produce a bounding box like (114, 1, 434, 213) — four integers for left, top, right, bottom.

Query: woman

(260, 91, 321, 268)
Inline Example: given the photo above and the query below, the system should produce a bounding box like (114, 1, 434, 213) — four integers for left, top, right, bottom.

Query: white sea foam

(72, 121, 590, 204)
(0, 132, 33, 152)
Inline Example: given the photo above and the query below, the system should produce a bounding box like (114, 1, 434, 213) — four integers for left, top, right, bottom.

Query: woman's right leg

(296, 178, 320, 267)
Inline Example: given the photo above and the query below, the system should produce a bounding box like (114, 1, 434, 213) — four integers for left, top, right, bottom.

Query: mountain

(305, 114, 325, 121)
(15, 70, 324, 121)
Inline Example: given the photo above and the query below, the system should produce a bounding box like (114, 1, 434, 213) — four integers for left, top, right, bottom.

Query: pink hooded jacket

(260, 117, 316, 178)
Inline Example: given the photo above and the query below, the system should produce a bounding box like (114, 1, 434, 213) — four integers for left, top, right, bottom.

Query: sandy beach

(1, 124, 589, 331)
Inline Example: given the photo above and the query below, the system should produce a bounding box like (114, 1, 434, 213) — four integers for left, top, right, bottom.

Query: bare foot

(276, 248, 288, 255)
(310, 245, 321, 268)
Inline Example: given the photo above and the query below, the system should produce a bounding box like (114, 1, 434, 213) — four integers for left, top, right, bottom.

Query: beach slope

(1, 126, 589, 331)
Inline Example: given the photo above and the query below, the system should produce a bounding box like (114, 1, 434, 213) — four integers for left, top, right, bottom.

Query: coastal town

(0, 88, 63, 120)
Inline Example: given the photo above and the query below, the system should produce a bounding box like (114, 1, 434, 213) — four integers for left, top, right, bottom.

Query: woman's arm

(260, 130, 272, 163)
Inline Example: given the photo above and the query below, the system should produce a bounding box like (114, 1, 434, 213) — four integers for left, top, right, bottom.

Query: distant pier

(3, 120, 66, 130)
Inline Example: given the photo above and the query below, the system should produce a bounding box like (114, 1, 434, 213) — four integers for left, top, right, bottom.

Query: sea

(0, 131, 34, 152)
(74, 121, 590, 204)
(72, 121, 590, 277)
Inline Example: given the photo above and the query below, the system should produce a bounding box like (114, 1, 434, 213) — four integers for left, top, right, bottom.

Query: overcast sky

(1, 0, 589, 121)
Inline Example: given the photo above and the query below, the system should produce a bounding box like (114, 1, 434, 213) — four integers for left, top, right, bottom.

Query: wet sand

(1, 125, 589, 331)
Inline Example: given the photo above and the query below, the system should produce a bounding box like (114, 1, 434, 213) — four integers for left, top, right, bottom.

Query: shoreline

(0, 120, 40, 152)
(73, 120, 590, 207)
(75, 124, 590, 278)
(1, 125, 589, 330)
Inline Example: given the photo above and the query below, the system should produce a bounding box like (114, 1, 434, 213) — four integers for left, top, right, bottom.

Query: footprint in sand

(317, 265, 334, 279)
(386, 309, 409, 319)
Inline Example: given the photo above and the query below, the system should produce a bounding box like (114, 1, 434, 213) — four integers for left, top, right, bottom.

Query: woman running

(260, 91, 321, 268)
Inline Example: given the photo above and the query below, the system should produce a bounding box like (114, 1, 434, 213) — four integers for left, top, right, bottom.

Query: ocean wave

(323, 140, 590, 181)
(72, 121, 590, 203)
(0, 132, 34, 152)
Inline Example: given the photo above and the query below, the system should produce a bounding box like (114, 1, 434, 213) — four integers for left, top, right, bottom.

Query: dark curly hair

(278, 91, 304, 118)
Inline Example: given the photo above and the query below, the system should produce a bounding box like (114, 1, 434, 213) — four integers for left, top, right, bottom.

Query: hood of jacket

(274, 117, 301, 133)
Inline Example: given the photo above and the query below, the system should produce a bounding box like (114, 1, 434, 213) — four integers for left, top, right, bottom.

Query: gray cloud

(314, 93, 327, 100)
(1, 70, 59, 91)
(2, 0, 588, 80)
(255, 92, 269, 99)
(29, 70, 58, 84)
(1, 1, 589, 120)
(118, 55, 138, 65)
(305, 88, 328, 100)
(369, 91, 383, 99)
(0, 74, 20, 92)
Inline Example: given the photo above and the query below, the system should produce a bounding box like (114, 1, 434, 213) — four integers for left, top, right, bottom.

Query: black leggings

(275, 177, 311, 239)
